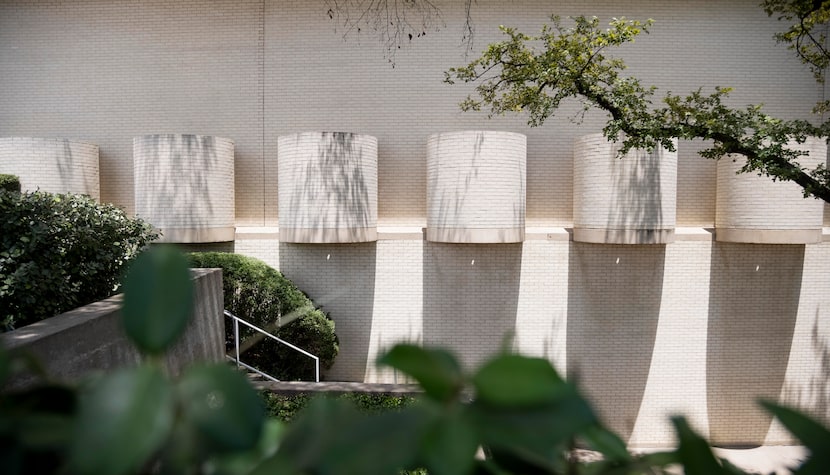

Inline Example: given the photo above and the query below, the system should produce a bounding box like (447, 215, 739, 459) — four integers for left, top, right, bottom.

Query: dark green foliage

(186, 252, 338, 381)
(0, 191, 157, 330)
(122, 247, 193, 355)
(445, 15, 830, 203)
(0, 174, 21, 193)
(261, 392, 417, 423)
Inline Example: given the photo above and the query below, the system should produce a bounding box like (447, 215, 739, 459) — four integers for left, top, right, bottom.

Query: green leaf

(581, 424, 630, 462)
(672, 416, 741, 475)
(69, 366, 174, 475)
(761, 400, 830, 474)
(472, 354, 568, 407)
(207, 418, 286, 475)
(378, 344, 464, 403)
(419, 407, 479, 475)
(0, 346, 9, 385)
(177, 364, 265, 453)
(121, 245, 193, 354)
(261, 397, 429, 475)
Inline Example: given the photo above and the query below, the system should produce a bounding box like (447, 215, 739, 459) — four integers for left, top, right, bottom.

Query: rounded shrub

(0, 191, 158, 330)
(0, 174, 21, 193)
(186, 252, 339, 381)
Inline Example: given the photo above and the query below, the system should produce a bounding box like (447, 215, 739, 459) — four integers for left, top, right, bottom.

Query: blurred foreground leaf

(121, 245, 193, 354)
(379, 344, 464, 403)
(69, 366, 173, 475)
(177, 364, 265, 453)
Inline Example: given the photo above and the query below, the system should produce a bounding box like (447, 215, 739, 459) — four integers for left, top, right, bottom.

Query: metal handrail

(224, 310, 320, 383)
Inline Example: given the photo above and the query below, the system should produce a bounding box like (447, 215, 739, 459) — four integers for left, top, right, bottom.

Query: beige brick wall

(277, 132, 378, 242)
(716, 137, 826, 243)
(0, 0, 263, 221)
(270, 237, 830, 446)
(134, 134, 235, 242)
(1, 0, 822, 226)
(426, 131, 526, 242)
(0, 137, 100, 199)
(573, 133, 677, 243)
(2, 0, 830, 448)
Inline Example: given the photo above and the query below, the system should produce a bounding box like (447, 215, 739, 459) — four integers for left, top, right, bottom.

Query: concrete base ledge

(0, 269, 225, 390)
(158, 226, 236, 243)
(715, 228, 822, 244)
(426, 227, 525, 243)
(279, 227, 377, 243)
(258, 380, 422, 396)
(573, 228, 675, 244)
(232, 226, 738, 242)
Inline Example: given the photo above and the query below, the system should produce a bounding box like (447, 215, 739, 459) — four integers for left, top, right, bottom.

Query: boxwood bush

(0, 174, 21, 193)
(0, 191, 157, 330)
(187, 252, 338, 381)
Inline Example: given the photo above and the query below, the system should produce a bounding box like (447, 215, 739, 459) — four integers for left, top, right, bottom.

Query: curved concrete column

(426, 131, 526, 243)
(0, 137, 99, 199)
(133, 134, 235, 243)
(278, 132, 378, 243)
(573, 133, 677, 244)
(715, 137, 826, 244)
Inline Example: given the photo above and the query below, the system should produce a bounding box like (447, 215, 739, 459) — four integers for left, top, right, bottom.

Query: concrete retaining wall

(0, 268, 225, 389)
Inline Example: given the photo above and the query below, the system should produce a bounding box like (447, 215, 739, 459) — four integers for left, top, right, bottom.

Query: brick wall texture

(277, 132, 378, 242)
(0, 137, 100, 199)
(426, 131, 526, 242)
(2, 0, 830, 447)
(573, 134, 677, 232)
(133, 134, 235, 242)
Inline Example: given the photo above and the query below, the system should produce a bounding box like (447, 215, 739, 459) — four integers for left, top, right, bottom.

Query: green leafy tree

(445, 3, 830, 203)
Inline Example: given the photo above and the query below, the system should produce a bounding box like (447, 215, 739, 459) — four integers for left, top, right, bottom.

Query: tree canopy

(444, 2, 830, 203)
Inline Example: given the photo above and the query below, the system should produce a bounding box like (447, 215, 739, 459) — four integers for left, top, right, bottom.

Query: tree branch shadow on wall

(138, 135, 220, 235)
(286, 132, 373, 241)
(277, 241, 376, 382)
(422, 242, 523, 371)
(428, 132, 526, 242)
(428, 132, 482, 235)
(603, 146, 666, 243)
(566, 243, 665, 443)
(706, 243, 803, 447)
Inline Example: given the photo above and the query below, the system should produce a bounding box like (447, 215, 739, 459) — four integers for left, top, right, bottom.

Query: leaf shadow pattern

(281, 132, 376, 242)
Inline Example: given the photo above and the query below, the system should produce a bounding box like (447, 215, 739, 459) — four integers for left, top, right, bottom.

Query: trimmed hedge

(187, 252, 338, 381)
(0, 191, 157, 330)
(261, 392, 418, 423)
(0, 174, 21, 193)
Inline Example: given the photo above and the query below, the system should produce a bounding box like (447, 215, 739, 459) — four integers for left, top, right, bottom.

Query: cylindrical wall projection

(426, 131, 526, 243)
(134, 134, 235, 243)
(0, 137, 100, 199)
(573, 133, 677, 244)
(715, 137, 826, 244)
(278, 132, 378, 243)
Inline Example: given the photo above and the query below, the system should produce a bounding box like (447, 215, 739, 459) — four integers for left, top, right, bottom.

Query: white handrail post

(234, 317, 240, 370)
(315, 358, 320, 382)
